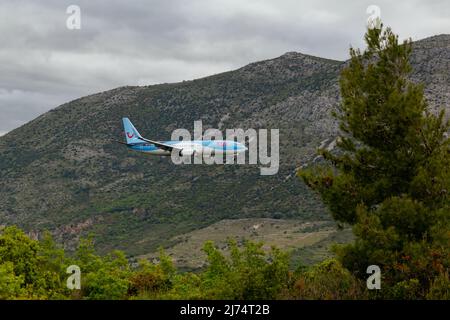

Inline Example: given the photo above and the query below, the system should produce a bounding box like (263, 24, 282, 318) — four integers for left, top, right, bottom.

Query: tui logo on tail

(127, 132, 134, 139)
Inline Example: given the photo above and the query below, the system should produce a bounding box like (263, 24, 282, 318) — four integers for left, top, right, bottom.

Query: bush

(289, 259, 367, 300)
(198, 240, 290, 299)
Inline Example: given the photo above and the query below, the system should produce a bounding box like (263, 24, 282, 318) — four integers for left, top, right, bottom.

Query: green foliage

(299, 24, 450, 299)
(426, 272, 450, 300)
(288, 259, 367, 299)
(0, 226, 69, 299)
(128, 250, 175, 298)
(198, 240, 290, 299)
(75, 238, 131, 300)
(0, 226, 132, 300)
(0, 226, 296, 300)
(0, 226, 40, 285)
(0, 262, 26, 299)
(1, 223, 447, 300)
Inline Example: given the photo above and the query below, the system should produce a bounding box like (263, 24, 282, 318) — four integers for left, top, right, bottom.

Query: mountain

(0, 35, 449, 257)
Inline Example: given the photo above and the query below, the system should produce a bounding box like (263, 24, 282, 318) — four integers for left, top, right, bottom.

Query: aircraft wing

(137, 137, 181, 152)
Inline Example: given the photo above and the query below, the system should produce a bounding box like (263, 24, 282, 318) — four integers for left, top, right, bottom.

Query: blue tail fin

(122, 118, 143, 144)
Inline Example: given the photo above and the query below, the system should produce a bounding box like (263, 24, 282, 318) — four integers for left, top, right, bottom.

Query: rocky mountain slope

(0, 35, 448, 256)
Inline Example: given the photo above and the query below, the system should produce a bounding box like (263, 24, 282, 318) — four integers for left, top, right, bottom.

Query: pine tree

(299, 25, 449, 299)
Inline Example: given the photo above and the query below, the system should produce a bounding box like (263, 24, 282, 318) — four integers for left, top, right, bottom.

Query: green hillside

(0, 35, 449, 257)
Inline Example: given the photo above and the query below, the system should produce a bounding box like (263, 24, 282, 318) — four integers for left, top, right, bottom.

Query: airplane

(117, 117, 247, 157)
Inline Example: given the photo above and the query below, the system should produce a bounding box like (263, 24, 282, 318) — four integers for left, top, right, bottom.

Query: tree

(289, 259, 367, 300)
(0, 226, 41, 286)
(0, 226, 69, 299)
(0, 262, 26, 299)
(200, 240, 290, 299)
(74, 237, 131, 300)
(127, 249, 175, 298)
(299, 25, 449, 299)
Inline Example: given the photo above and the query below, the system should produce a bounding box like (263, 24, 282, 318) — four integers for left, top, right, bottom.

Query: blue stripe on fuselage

(128, 140, 245, 152)
(129, 143, 159, 152)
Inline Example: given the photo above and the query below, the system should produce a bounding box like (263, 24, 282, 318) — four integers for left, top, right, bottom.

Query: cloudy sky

(0, 0, 449, 135)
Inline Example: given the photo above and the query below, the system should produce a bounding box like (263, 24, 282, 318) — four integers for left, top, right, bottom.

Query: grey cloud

(0, 0, 449, 133)
(0, 89, 72, 133)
